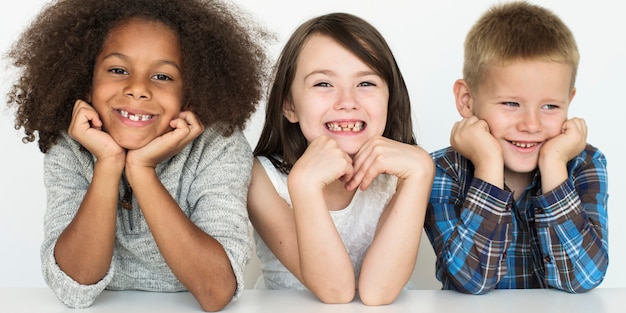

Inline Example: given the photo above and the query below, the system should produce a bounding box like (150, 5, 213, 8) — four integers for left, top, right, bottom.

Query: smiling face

(283, 34, 389, 155)
(90, 17, 184, 150)
(465, 59, 575, 177)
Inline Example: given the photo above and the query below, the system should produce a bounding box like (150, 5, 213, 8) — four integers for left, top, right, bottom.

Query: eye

(502, 101, 519, 107)
(152, 73, 173, 81)
(313, 82, 332, 87)
(542, 104, 559, 110)
(109, 68, 128, 75)
(357, 81, 376, 87)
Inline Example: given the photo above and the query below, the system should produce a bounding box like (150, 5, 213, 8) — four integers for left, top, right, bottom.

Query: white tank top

(253, 156, 398, 290)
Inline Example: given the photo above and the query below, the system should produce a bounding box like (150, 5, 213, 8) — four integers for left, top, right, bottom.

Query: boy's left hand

(126, 111, 205, 169)
(540, 117, 587, 166)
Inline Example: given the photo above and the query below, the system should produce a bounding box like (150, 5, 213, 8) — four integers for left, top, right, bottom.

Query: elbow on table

(563, 279, 606, 294)
(191, 283, 236, 312)
(315, 288, 355, 304)
(195, 293, 232, 312)
(553, 260, 608, 294)
(445, 280, 493, 295)
(357, 279, 403, 305)
(439, 272, 496, 295)
(359, 289, 399, 306)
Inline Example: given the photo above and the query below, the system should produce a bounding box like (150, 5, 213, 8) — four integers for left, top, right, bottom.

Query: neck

(504, 169, 535, 200)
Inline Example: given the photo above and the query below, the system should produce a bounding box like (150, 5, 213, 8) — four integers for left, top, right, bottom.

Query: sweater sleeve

(41, 133, 115, 308)
(186, 129, 253, 300)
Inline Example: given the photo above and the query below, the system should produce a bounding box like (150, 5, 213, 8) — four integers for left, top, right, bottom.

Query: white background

(1, 0, 623, 289)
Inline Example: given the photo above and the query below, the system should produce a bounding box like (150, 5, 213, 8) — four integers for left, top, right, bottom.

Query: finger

(355, 161, 382, 191)
(179, 111, 203, 127)
(177, 111, 205, 137)
(169, 117, 191, 133)
(563, 117, 586, 135)
(349, 140, 385, 190)
(338, 155, 355, 184)
(70, 100, 102, 131)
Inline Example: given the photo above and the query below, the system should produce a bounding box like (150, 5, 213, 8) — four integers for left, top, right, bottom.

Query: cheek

(299, 122, 323, 143)
(481, 116, 507, 135)
(374, 109, 388, 135)
(545, 118, 567, 136)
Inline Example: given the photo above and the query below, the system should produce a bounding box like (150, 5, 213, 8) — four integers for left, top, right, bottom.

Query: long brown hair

(254, 12, 415, 174)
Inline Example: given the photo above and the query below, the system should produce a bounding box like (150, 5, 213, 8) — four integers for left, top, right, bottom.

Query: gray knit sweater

(41, 128, 253, 308)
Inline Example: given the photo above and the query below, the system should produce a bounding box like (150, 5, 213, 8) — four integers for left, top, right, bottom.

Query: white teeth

(120, 110, 153, 121)
(326, 121, 364, 132)
(511, 141, 536, 148)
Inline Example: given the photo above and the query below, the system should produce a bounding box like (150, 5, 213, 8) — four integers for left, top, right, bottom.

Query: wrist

(474, 160, 504, 188)
(94, 154, 126, 174)
(124, 162, 157, 186)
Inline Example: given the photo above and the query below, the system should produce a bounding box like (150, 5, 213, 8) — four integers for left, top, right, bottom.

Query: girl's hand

(289, 135, 354, 192)
(126, 110, 205, 169)
(68, 99, 125, 161)
(539, 117, 587, 167)
(346, 136, 432, 191)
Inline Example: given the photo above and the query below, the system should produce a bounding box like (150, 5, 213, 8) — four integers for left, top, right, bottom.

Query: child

(424, 1, 609, 294)
(5, 0, 272, 310)
(247, 12, 435, 305)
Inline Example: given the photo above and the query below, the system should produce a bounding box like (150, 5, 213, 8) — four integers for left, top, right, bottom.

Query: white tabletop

(1, 287, 623, 312)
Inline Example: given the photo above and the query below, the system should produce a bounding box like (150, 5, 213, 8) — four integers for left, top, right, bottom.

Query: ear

(283, 98, 299, 123)
(453, 79, 474, 118)
(568, 87, 576, 104)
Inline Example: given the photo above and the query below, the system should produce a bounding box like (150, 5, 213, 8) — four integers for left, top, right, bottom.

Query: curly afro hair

(5, 0, 274, 153)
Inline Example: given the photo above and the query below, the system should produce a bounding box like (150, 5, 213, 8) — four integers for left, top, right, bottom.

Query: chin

(114, 137, 152, 151)
(505, 162, 538, 175)
(337, 145, 362, 157)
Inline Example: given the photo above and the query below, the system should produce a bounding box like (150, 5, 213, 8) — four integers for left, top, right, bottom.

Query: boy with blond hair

(425, 1, 608, 294)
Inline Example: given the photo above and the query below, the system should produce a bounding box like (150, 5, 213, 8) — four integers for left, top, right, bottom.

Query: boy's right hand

(68, 99, 125, 162)
(450, 116, 504, 187)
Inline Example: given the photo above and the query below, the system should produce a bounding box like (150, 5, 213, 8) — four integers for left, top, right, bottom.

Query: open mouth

(326, 121, 365, 132)
(510, 141, 538, 148)
(119, 109, 154, 122)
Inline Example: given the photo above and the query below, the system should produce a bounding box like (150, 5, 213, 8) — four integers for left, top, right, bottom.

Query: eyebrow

(102, 52, 182, 72)
(303, 69, 379, 80)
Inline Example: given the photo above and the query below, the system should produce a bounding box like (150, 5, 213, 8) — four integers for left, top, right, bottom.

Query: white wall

(1, 0, 623, 289)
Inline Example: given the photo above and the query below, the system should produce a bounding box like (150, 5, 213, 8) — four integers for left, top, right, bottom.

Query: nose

(517, 108, 541, 133)
(334, 87, 360, 111)
(124, 76, 151, 100)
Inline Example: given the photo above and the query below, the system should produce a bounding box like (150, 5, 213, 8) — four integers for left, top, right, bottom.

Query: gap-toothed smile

(119, 109, 154, 122)
(510, 141, 538, 148)
(326, 121, 364, 132)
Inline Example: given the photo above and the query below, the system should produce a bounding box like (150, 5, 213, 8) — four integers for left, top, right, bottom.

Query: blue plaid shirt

(425, 144, 609, 294)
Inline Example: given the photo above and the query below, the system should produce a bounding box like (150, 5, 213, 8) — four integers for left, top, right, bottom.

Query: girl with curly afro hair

(4, 0, 273, 311)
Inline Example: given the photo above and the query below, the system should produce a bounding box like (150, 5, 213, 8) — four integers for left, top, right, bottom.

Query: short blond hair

(463, 1, 579, 91)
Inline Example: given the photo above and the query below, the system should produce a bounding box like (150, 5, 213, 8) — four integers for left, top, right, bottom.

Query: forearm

(128, 167, 235, 311)
(435, 181, 513, 294)
(473, 160, 504, 189)
(539, 157, 568, 193)
(535, 181, 609, 292)
(291, 188, 355, 304)
(358, 177, 428, 305)
(54, 159, 121, 284)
